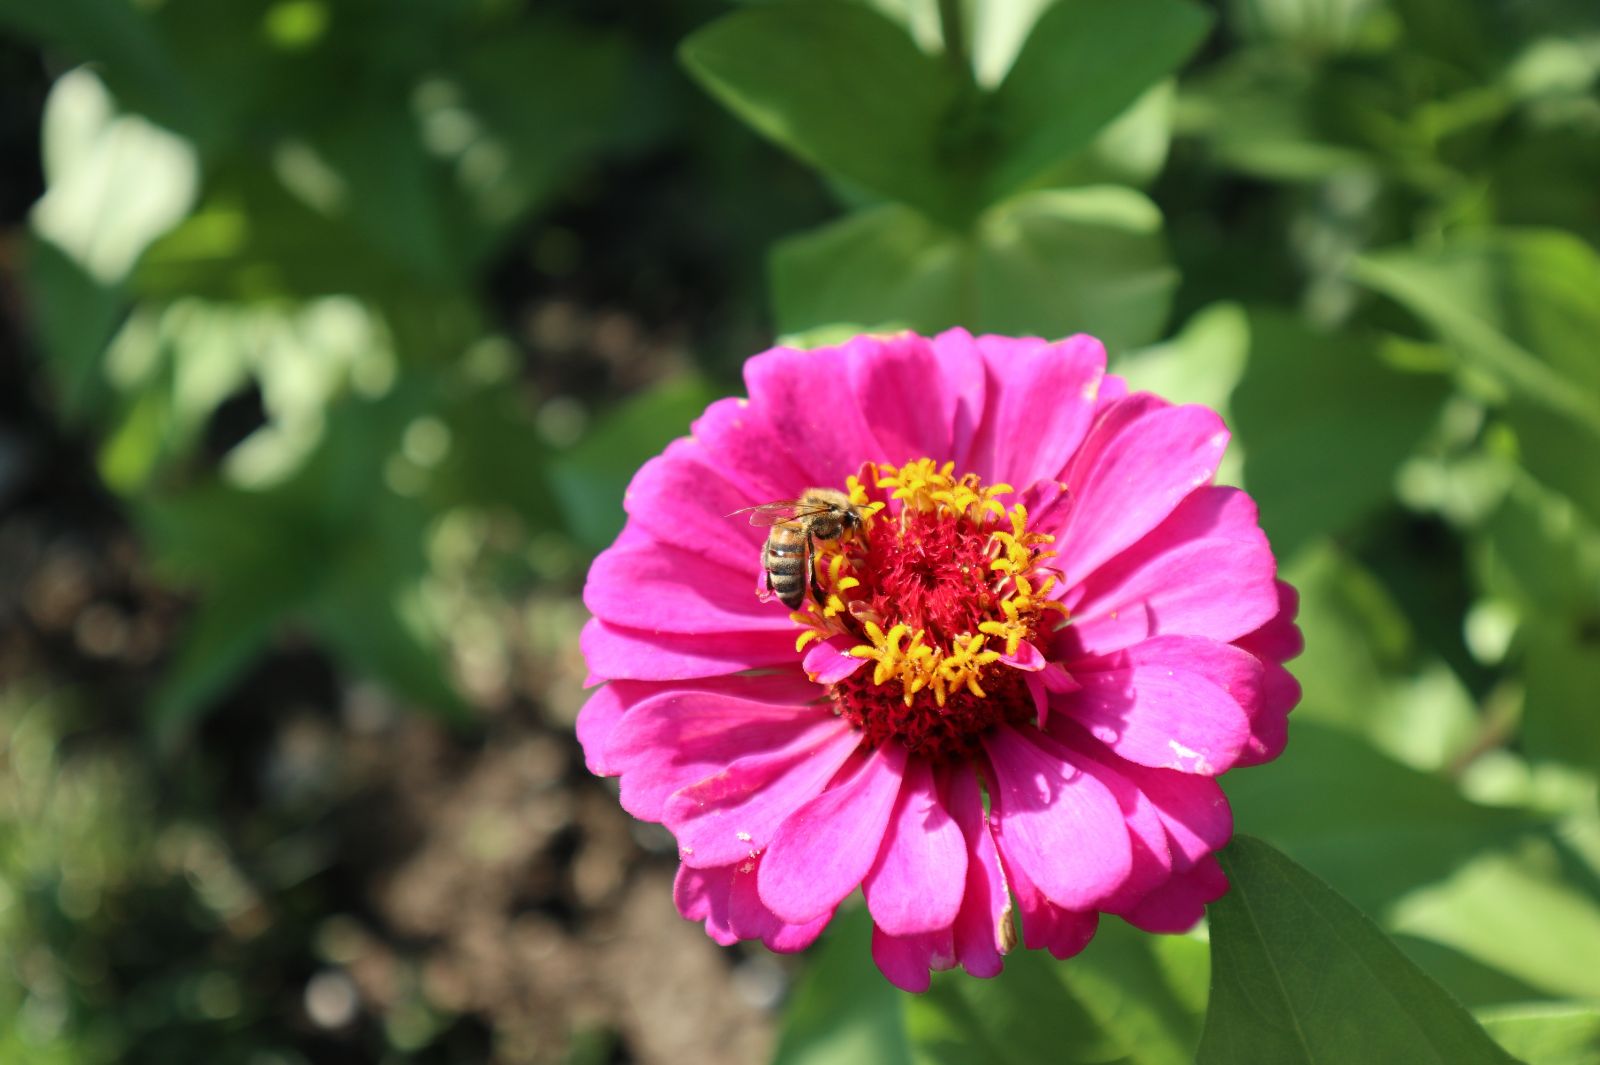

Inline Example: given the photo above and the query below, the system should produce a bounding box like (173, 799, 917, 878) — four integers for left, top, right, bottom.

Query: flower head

(578, 330, 1301, 990)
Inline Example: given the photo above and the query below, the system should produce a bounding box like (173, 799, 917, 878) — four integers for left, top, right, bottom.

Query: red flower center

(792, 459, 1065, 763)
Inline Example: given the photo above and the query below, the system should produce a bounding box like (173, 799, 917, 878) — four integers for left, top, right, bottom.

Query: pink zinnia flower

(578, 330, 1301, 991)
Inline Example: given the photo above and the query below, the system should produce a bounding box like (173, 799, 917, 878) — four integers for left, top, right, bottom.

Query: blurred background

(1, 0, 1597, 1063)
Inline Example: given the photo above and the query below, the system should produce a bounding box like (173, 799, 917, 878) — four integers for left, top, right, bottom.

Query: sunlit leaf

(681, 2, 964, 221)
(1225, 0, 1388, 51)
(773, 187, 1175, 351)
(985, 0, 1209, 202)
(30, 66, 198, 286)
(1224, 723, 1539, 915)
(1198, 836, 1519, 1065)
(1389, 839, 1600, 1001)
(908, 922, 1207, 1065)
(1393, 935, 1550, 1010)
(1478, 1003, 1600, 1065)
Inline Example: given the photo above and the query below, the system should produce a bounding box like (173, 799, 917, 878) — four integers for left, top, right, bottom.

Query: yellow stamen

(784, 459, 1072, 708)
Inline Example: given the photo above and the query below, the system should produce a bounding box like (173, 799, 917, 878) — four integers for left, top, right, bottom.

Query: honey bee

(732, 489, 863, 609)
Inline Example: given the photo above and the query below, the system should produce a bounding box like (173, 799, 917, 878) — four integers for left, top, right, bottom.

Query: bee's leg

(756, 540, 775, 602)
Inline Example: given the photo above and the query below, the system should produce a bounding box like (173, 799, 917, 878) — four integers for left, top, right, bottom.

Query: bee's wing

(730, 500, 832, 527)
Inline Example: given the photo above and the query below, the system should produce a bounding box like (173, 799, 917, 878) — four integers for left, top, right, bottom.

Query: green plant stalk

(936, 0, 971, 85)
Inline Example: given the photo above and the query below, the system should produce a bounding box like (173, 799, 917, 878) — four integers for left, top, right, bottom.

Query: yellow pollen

(791, 458, 1064, 708)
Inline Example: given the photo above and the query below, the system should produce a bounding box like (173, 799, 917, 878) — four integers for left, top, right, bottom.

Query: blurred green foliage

(3, 0, 1600, 1061)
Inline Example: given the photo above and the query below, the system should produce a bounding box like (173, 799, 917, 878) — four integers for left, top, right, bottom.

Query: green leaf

(0, 0, 201, 138)
(1389, 839, 1600, 1001)
(909, 949, 1113, 1065)
(1225, 0, 1388, 51)
(1032, 82, 1177, 191)
(139, 391, 468, 737)
(985, 0, 1210, 202)
(1198, 836, 1520, 1065)
(1276, 544, 1480, 769)
(1224, 723, 1537, 915)
(973, 187, 1176, 346)
(453, 18, 631, 241)
(773, 204, 964, 342)
(1058, 921, 1209, 1064)
(772, 904, 912, 1065)
(1231, 311, 1450, 560)
(23, 237, 124, 424)
(549, 377, 719, 554)
(311, 106, 458, 286)
(1112, 301, 1250, 416)
(1353, 230, 1600, 525)
(1176, 53, 1375, 182)
(1474, 467, 1600, 612)
(1520, 617, 1600, 769)
(906, 920, 1207, 1065)
(1393, 935, 1551, 1010)
(773, 187, 1176, 351)
(680, 2, 964, 221)
(1478, 1004, 1600, 1065)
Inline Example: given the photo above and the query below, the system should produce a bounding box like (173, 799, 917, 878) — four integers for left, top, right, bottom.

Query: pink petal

(1029, 731, 1173, 910)
(675, 862, 742, 946)
(1025, 672, 1049, 728)
(1000, 639, 1046, 671)
(863, 759, 967, 936)
(674, 860, 833, 952)
(623, 438, 771, 573)
(1054, 636, 1258, 775)
(1061, 392, 1169, 484)
(1234, 661, 1298, 767)
(665, 724, 863, 868)
(580, 617, 796, 682)
(1231, 580, 1302, 767)
(575, 681, 638, 776)
(1093, 372, 1131, 414)
(1061, 486, 1279, 656)
(930, 328, 990, 465)
(847, 331, 983, 467)
(585, 541, 794, 634)
(690, 396, 814, 502)
(743, 342, 886, 488)
(1002, 850, 1100, 959)
(1053, 402, 1230, 589)
(1072, 736, 1234, 871)
(984, 726, 1132, 911)
(605, 679, 835, 822)
(1015, 477, 1072, 538)
(1235, 579, 1304, 664)
(1118, 853, 1228, 934)
(803, 635, 868, 684)
(963, 334, 1107, 489)
(946, 768, 1013, 978)
(759, 744, 909, 925)
(871, 925, 956, 993)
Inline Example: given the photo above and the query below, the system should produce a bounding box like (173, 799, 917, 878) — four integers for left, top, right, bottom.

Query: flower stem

(936, 0, 971, 85)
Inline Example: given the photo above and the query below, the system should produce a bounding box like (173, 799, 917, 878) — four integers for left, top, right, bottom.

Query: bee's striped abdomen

(763, 532, 807, 608)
